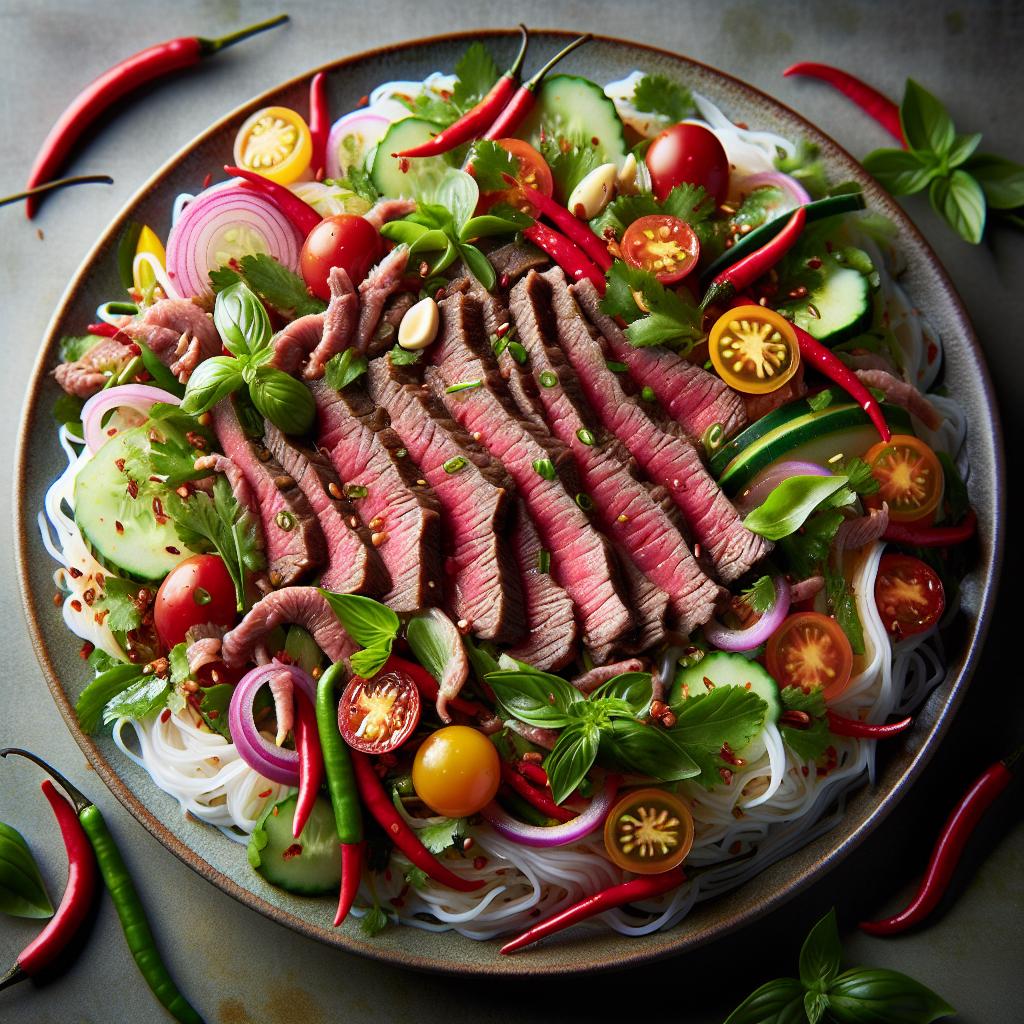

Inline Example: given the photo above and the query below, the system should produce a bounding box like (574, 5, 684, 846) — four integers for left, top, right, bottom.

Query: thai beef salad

(41, 30, 974, 949)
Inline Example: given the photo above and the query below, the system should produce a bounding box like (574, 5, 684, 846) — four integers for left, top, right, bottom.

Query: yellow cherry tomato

(233, 106, 312, 185)
(412, 726, 501, 818)
(863, 434, 944, 523)
(709, 305, 801, 395)
(603, 787, 694, 874)
(132, 225, 166, 294)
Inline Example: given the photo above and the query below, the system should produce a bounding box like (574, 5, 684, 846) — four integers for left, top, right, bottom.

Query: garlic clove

(617, 152, 641, 196)
(567, 162, 619, 220)
(397, 296, 440, 350)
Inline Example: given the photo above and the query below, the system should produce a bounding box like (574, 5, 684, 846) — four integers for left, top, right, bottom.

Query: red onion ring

(228, 662, 318, 785)
(734, 459, 831, 515)
(705, 575, 792, 652)
(738, 171, 811, 211)
(165, 182, 302, 299)
(81, 383, 181, 453)
(480, 774, 619, 848)
(325, 111, 390, 180)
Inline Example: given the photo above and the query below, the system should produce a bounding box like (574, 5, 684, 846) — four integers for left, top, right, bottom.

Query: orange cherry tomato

(339, 667, 421, 754)
(766, 611, 854, 702)
(621, 214, 701, 284)
(708, 305, 801, 395)
(233, 106, 312, 186)
(412, 726, 500, 818)
(863, 434, 944, 523)
(874, 554, 945, 639)
(473, 138, 553, 214)
(603, 787, 694, 874)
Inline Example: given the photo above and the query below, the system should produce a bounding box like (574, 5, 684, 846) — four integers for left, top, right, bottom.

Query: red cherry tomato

(472, 138, 553, 214)
(874, 554, 945, 639)
(300, 213, 382, 300)
(338, 667, 421, 754)
(154, 554, 237, 650)
(621, 214, 701, 284)
(645, 123, 730, 205)
(766, 611, 854, 703)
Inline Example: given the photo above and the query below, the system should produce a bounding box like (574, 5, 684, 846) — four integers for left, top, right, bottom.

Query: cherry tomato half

(766, 611, 854, 703)
(863, 434, 944, 523)
(645, 123, 730, 205)
(621, 215, 701, 284)
(412, 725, 500, 818)
(874, 554, 945, 639)
(233, 106, 312, 186)
(473, 138, 553, 214)
(603, 787, 694, 874)
(339, 667, 421, 754)
(154, 554, 237, 650)
(300, 213, 382, 300)
(708, 305, 801, 394)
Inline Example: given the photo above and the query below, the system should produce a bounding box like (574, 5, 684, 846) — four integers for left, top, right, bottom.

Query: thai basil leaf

(825, 567, 866, 656)
(349, 645, 392, 679)
(743, 475, 851, 540)
(75, 663, 147, 733)
(827, 967, 955, 1024)
(458, 242, 497, 290)
(434, 168, 479, 232)
(214, 281, 272, 358)
(598, 718, 699, 782)
(946, 132, 983, 169)
(0, 821, 54, 919)
(544, 723, 601, 805)
(965, 152, 1024, 209)
(102, 675, 171, 724)
(485, 669, 581, 729)
(900, 79, 955, 157)
(799, 908, 842, 991)
(861, 149, 936, 196)
(929, 170, 986, 244)
(722, 977, 807, 1024)
(179, 356, 243, 416)
(590, 672, 654, 716)
(248, 365, 316, 435)
(805, 991, 830, 1024)
(320, 591, 400, 652)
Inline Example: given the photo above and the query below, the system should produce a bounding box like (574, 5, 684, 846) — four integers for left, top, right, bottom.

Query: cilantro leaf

(96, 576, 143, 633)
(169, 643, 190, 685)
(451, 42, 499, 111)
(360, 903, 390, 937)
(592, 193, 660, 238)
(632, 74, 696, 123)
(807, 388, 836, 412)
(741, 575, 777, 615)
(779, 685, 831, 762)
(405, 866, 429, 890)
(824, 566, 866, 656)
(416, 816, 468, 854)
(324, 349, 368, 391)
(59, 335, 100, 362)
(469, 139, 520, 192)
(388, 345, 421, 366)
(401, 92, 460, 127)
(146, 406, 214, 485)
(197, 683, 233, 739)
(601, 262, 702, 352)
(833, 457, 879, 497)
(234, 254, 326, 318)
(661, 183, 715, 228)
(335, 167, 380, 206)
(102, 676, 171, 725)
(777, 509, 846, 578)
(731, 185, 785, 232)
(541, 139, 601, 200)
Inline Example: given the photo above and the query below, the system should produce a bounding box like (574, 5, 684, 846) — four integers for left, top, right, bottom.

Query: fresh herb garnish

(779, 685, 832, 762)
(632, 73, 696, 123)
(59, 334, 100, 363)
(102, 675, 171, 726)
(210, 253, 326, 318)
(416, 815, 469, 854)
(807, 388, 837, 412)
(360, 903, 390, 937)
(95, 576, 143, 633)
(468, 139, 521, 191)
(335, 166, 380, 206)
(540, 138, 602, 199)
(593, 182, 715, 245)
(743, 475, 852, 541)
(601, 261, 703, 352)
(741, 575, 777, 615)
(319, 591, 400, 677)
(53, 393, 84, 433)
(824, 566, 866, 656)
(777, 510, 846, 579)
(775, 138, 830, 198)
(388, 345, 421, 366)
(324, 349, 369, 390)
(0, 822, 54, 919)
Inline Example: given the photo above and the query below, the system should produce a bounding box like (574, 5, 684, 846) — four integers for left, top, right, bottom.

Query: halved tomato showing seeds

(766, 611, 854, 703)
(472, 138, 553, 214)
(709, 305, 801, 395)
(621, 214, 700, 284)
(603, 787, 694, 874)
(339, 667, 421, 754)
(874, 554, 945, 639)
(863, 434, 943, 523)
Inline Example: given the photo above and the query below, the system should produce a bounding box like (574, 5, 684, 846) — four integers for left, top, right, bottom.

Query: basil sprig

(319, 590, 400, 677)
(0, 821, 53, 919)
(180, 281, 315, 435)
(743, 474, 853, 541)
(724, 909, 954, 1024)
(863, 79, 1024, 243)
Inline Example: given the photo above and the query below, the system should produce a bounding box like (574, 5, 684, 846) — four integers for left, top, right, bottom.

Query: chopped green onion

(576, 428, 596, 446)
(537, 549, 551, 573)
(575, 492, 594, 511)
(443, 456, 467, 474)
(606, 360, 628, 373)
(492, 333, 510, 358)
(345, 484, 369, 499)
(641, 385, 656, 403)
(275, 510, 295, 531)
(701, 422, 724, 454)
(508, 342, 528, 364)
(533, 458, 556, 480)
(192, 587, 212, 606)
(394, 448, 408, 458)
(445, 380, 482, 394)
(539, 370, 558, 388)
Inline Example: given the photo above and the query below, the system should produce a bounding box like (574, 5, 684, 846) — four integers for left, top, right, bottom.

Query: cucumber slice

(779, 266, 872, 345)
(715, 402, 913, 496)
(516, 75, 627, 167)
(670, 652, 781, 725)
(371, 118, 453, 199)
(247, 793, 341, 896)
(74, 426, 195, 581)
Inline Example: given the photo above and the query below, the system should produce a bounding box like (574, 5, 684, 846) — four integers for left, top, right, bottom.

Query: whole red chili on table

(23, 14, 289, 217)
(307, 72, 330, 179)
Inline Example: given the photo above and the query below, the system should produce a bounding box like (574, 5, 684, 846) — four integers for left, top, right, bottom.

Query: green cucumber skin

(671, 652, 781, 724)
(779, 266, 873, 346)
(370, 118, 452, 199)
(248, 793, 341, 896)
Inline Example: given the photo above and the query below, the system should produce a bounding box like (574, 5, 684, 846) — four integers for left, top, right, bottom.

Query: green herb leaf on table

(827, 968, 955, 1024)
(0, 821, 54, 919)
(965, 153, 1024, 209)
(779, 686, 831, 762)
(900, 79, 955, 156)
(632, 73, 697, 123)
(861, 148, 938, 196)
(324, 349, 369, 390)
(799, 907, 843, 991)
(722, 977, 807, 1024)
(929, 170, 986, 244)
(744, 475, 851, 541)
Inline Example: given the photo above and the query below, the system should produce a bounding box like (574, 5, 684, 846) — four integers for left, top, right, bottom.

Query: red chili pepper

(792, 322, 891, 442)
(335, 842, 363, 926)
(524, 222, 606, 293)
(224, 164, 322, 238)
(397, 26, 530, 158)
(501, 866, 685, 953)
(483, 34, 592, 141)
(516, 760, 549, 787)
(860, 750, 1019, 935)
(292, 688, 324, 839)
(384, 654, 489, 720)
(500, 761, 575, 823)
(827, 710, 913, 738)
(86, 321, 122, 338)
(308, 72, 330, 180)
(701, 206, 807, 309)
(882, 509, 977, 548)
(784, 63, 905, 146)
(349, 750, 484, 893)
(0, 782, 98, 991)
(515, 180, 613, 271)
(24, 15, 288, 218)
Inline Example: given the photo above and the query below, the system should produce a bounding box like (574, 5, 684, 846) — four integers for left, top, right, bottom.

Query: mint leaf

(779, 685, 831, 762)
(799, 908, 842, 991)
(900, 79, 955, 156)
(930, 169, 986, 243)
(744, 475, 851, 541)
(324, 349, 368, 391)
(966, 152, 1024, 209)
(632, 73, 696, 123)
(862, 148, 936, 195)
(722, 977, 806, 1024)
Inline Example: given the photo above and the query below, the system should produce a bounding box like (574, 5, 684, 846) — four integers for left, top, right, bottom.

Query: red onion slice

(737, 171, 811, 213)
(228, 662, 318, 785)
(165, 182, 302, 300)
(734, 459, 831, 515)
(325, 111, 390, 181)
(480, 774, 619, 848)
(705, 575, 792, 652)
(81, 383, 181, 454)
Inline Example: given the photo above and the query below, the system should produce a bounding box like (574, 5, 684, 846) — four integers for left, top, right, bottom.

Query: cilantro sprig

(210, 253, 326, 318)
(632, 73, 697, 124)
(601, 261, 703, 352)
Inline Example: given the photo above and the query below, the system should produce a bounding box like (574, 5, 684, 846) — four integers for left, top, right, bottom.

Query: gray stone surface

(1, 1, 1021, 1021)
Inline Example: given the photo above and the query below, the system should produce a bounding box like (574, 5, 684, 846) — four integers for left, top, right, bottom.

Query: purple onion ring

(705, 576, 792, 652)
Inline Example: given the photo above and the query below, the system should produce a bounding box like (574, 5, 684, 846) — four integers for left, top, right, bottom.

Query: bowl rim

(14, 26, 1006, 976)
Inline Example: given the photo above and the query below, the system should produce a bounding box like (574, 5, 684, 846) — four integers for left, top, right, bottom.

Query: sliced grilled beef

(508, 270, 721, 633)
(429, 290, 633, 654)
(571, 279, 748, 441)
(546, 269, 772, 583)
(210, 398, 326, 588)
(487, 240, 550, 283)
(607, 544, 669, 655)
(310, 379, 442, 612)
(367, 356, 525, 642)
(262, 421, 390, 597)
(54, 336, 134, 397)
(506, 507, 577, 670)
(366, 290, 417, 358)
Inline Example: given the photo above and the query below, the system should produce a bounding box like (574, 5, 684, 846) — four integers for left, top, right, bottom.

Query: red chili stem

(292, 688, 324, 839)
(308, 72, 330, 179)
(515, 180, 613, 270)
(701, 205, 807, 309)
(793, 323, 891, 442)
(24, 16, 288, 218)
(350, 751, 484, 893)
(500, 762, 575, 823)
(827, 710, 913, 738)
(386, 654, 489, 720)
(784, 63, 905, 146)
(224, 164, 322, 237)
(501, 866, 685, 954)
(882, 510, 977, 547)
(483, 33, 592, 141)
(335, 841, 363, 926)
(0, 174, 113, 210)
(523, 222, 606, 293)
(397, 26, 530, 157)
(859, 755, 1017, 935)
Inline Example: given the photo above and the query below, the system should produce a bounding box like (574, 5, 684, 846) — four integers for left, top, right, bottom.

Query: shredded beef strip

(486, 240, 550, 283)
(363, 197, 417, 231)
(54, 337, 134, 397)
(365, 291, 417, 358)
(854, 368, 942, 430)
(355, 245, 409, 352)
(571, 658, 646, 695)
(120, 298, 220, 381)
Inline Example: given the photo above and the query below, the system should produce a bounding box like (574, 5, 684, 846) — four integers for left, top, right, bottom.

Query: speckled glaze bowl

(15, 30, 1004, 975)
